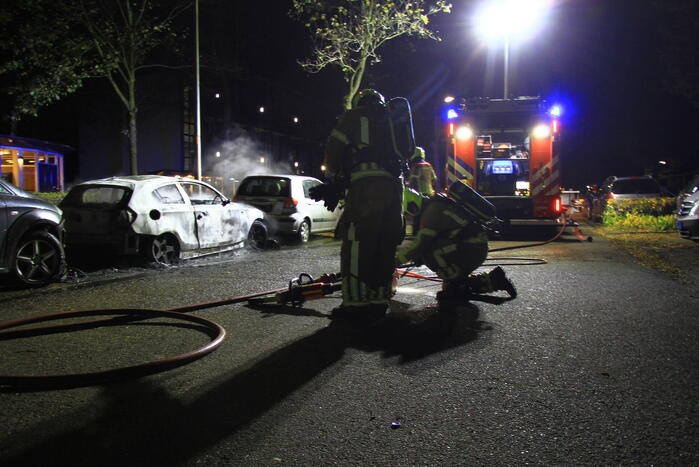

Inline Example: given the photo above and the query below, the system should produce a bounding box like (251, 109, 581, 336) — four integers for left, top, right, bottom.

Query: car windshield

(61, 185, 131, 207)
(237, 177, 291, 197)
(611, 179, 660, 195)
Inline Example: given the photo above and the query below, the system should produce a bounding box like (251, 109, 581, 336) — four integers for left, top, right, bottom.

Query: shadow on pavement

(0, 302, 488, 466)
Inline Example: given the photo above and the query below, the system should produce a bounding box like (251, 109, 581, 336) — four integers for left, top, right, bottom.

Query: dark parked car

(675, 174, 699, 209)
(0, 179, 65, 286)
(675, 176, 699, 242)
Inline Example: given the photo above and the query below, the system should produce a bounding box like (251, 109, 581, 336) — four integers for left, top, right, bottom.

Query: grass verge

(591, 225, 695, 280)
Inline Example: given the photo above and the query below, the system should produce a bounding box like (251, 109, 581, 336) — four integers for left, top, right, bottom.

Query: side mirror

(221, 198, 231, 206)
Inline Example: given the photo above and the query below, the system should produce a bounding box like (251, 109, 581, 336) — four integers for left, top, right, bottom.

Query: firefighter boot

(436, 280, 473, 312)
(488, 266, 517, 299)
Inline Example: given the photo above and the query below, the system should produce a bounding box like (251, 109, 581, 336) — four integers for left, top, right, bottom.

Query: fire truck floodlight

(455, 126, 474, 140)
(533, 124, 551, 139)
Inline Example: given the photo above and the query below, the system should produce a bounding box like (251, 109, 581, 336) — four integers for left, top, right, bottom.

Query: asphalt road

(0, 230, 697, 466)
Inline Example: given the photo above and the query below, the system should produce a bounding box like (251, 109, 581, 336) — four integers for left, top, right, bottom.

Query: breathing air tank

(448, 179, 497, 223)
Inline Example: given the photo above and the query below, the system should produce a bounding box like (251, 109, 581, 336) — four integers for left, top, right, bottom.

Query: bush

(604, 197, 676, 216)
(33, 192, 67, 205)
(602, 197, 677, 231)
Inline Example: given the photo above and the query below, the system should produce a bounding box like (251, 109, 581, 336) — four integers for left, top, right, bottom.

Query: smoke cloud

(205, 131, 292, 196)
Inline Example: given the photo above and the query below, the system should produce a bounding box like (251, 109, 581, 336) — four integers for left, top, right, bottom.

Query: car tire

(12, 230, 66, 287)
(147, 234, 180, 266)
(297, 219, 311, 243)
(247, 220, 268, 250)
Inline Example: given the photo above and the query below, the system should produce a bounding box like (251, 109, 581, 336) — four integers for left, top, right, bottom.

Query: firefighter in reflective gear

(408, 146, 437, 196)
(396, 181, 516, 309)
(324, 89, 404, 320)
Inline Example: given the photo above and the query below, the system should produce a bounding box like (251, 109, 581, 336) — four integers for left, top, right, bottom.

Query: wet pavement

(0, 229, 697, 466)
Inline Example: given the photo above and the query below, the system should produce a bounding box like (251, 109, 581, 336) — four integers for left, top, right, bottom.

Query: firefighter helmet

(411, 146, 426, 161)
(403, 187, 424, 217)
(448, 179, 497, 222)
(352, 89, 386, 108)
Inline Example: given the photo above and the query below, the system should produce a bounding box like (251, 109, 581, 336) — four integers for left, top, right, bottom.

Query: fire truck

(443, 96, 564, 228)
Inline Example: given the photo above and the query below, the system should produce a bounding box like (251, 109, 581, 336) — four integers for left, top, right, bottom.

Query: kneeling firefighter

(312, 89, 416, 321)
(395, 180, 517, 309)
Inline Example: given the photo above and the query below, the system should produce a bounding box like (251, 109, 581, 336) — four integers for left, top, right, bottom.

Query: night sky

(241, 0, 699, 190)
(16, 0, 699, 191)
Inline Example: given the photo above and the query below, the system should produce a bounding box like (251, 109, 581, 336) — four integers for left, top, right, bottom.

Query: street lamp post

(503, 34, 510, 99)
(195, 0, 202, 180)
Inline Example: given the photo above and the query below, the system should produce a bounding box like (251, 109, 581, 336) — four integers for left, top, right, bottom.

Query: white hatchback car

(60, 175, 268, 264)
(234, 174, 342, 242)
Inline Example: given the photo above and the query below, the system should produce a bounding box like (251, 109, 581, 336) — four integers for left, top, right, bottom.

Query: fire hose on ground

(0, 217, 589, 390)
(0, 274, 342, 390)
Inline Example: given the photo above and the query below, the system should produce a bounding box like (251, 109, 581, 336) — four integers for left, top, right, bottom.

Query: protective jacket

(325, 103, 400, 183)
(324, 102, 404, 308)
(396, 194, 488, 281)
(409, 160, 437, 197)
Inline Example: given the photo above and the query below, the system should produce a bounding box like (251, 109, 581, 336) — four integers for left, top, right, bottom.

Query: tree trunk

(128, 69, 138, 175)
(129, 109, 138, 175)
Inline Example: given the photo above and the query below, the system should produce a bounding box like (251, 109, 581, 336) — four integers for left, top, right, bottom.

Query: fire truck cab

(444, 96, 563, 227)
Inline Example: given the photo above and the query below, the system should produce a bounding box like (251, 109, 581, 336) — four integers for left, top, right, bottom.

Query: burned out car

(60, 176, 268, 264)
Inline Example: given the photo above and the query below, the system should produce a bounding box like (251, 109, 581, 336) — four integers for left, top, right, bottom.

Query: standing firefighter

(396, 180, 517, 310)
(408, 146, 437, 196)
(315, 89, 409, 321)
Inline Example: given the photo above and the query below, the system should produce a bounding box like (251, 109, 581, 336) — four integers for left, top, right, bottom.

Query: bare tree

(290, 0, 451, 110)
(76, 0, 190, 175)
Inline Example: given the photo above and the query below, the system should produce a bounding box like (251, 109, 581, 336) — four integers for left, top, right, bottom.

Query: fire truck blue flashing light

(549, 104, 562, 117)
(446, 108, 459, 120)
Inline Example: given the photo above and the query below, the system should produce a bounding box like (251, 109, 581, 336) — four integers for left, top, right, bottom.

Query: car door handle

(197, 212, 208, 219)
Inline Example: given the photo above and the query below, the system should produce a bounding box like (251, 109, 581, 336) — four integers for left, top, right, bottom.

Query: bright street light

(473, 0, 552, 99)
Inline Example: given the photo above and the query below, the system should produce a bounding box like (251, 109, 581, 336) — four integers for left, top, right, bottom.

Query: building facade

(0, 135, 71, 192)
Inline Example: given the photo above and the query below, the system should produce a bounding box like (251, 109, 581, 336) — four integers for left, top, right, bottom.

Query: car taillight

(283, 198, 298, 209)
(553, 197, 562, 214)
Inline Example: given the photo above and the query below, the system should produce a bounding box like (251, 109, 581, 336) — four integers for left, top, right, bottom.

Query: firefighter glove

(309, 183, 342, 212)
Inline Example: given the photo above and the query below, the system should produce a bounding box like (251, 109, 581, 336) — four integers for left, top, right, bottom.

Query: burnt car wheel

(12, 231, 66, 287)
(148, 234, 180, 265)
(247, 220, 268, 250)
(297, 219, 311, 243)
